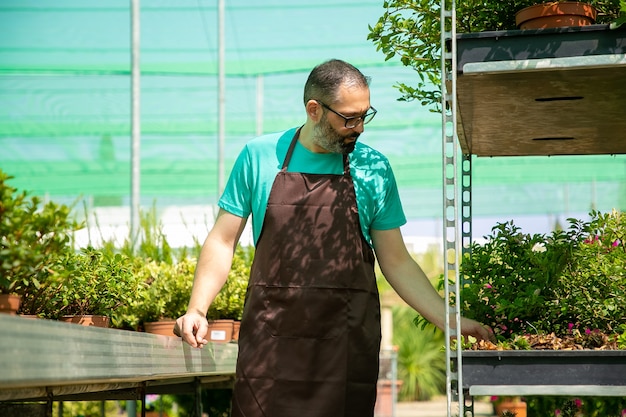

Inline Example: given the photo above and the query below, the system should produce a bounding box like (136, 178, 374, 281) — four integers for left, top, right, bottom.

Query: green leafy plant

(118, 245, 251, 329)
(368, 0, 623, 111)
(460, 209, 626, 343)
(526, 395, 626, 416)
(554, 210, 626, 334)
(610, 0, 626, 28)
(123, 257, 196, 328)
(0, 170, 82, 313)
(41, 247, 143, 323)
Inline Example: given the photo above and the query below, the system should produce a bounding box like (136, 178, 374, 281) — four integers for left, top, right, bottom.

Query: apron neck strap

(281, 127, 301, 171)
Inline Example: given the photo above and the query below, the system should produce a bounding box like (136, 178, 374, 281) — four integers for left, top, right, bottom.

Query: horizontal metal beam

(460, 350, 626, 397)
(469, 385, 626, 397)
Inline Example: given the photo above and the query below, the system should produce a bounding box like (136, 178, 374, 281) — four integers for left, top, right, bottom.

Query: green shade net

(1, 0, 625, 227)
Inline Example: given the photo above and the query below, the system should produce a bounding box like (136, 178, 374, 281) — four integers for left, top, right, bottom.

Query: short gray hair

(303, 59, 370, 105)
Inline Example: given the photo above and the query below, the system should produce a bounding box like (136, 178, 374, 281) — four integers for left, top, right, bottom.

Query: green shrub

(41, 247, 143, 323)
(129, 258, 196, 327)
(460, 210, 626, 340)
(0, 170, 82, 314)
(116, 245, 252, 329)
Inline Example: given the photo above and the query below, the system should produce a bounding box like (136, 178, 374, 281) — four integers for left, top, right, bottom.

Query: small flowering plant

(459, 209, 626, 344)
(527, 396, 626, 417)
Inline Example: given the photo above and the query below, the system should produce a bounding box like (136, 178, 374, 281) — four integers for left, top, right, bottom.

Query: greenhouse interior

(2, 0, 624, 249)
(3, 1, 626, 417)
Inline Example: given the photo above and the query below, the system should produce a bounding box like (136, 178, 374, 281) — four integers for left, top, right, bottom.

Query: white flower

(531, 242, 547, 253)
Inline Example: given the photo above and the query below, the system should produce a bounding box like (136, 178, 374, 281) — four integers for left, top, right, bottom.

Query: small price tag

(210, 330, 227, 341)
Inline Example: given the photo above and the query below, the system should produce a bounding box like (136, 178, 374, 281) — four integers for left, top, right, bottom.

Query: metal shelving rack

(441, 1, 626, 414)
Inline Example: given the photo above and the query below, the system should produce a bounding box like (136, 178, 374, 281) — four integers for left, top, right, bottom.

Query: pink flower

(555, 409, 561, 416)
(574, 398, 582, 408)
(585, 328, 591, 335)
(568, 323, 575, 332)
(485, 284, 492, 289)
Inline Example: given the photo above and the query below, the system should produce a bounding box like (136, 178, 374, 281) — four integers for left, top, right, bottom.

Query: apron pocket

(262, 286, 347, 339)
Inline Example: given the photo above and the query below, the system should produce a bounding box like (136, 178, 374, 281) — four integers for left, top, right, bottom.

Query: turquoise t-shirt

(218, 127, 407, 246)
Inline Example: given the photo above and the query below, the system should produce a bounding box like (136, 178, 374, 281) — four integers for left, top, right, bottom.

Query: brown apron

(231, 129, 381, 417)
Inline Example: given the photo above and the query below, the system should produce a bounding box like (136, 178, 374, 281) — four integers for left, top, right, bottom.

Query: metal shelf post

(440, 0, 471, 416)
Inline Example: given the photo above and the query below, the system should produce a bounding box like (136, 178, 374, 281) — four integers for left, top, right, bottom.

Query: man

(175, 59, 493, 417)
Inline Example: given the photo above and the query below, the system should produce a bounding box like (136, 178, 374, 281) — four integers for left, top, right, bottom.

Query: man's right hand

(174, 312, 209, 348)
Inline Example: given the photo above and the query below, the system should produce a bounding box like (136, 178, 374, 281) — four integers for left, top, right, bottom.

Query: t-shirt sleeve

(218, 145, 253, 219)
(370, 164, 406, 231)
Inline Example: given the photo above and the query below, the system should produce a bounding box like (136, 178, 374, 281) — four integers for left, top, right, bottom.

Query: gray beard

(312, 118, 359, 154)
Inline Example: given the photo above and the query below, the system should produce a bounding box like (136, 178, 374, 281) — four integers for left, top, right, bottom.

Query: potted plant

(492, 396, 528, 417)
(367, 0, 623, 112)
(41, 247, 143, 327)
(206, 245, 252, 342)
(118, 244, 251, 340)
(0, 170, 82, 315)
(458, 209, 626, 346)
(124, 258, 195, 335)
(453, 210, 625, 415)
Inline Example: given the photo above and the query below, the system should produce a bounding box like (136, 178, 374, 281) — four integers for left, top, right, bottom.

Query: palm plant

(393, 305, 446, 401)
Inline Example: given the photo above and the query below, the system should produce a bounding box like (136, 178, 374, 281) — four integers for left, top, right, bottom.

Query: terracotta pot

(0, 294, 21, 315)
(516, 2, 597, 30)
(494, 399, 527, 417)
(374, 379, 403, 417)
(144, 319, 178, 337)
(233, 320, 241, 341)
(207, 319, 234, 343)
(60, 314, 110, 328)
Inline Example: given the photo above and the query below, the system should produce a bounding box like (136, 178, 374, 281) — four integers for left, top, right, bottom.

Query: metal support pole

(130, 0, 141, 252)
(217, 0, 225, 197)
(440, 0, 467, 416)
(462, 154, 472, 258)
(391, 348, 398, 417)
(194, 377, 204, 417)
(127, 398, 136, 417)
(140, 383, 146, 417)
(256, 74, 264, 136)
(47, 389, 53, 417)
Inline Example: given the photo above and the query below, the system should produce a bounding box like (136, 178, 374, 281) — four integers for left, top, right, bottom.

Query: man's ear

(305, 100, 322, 122)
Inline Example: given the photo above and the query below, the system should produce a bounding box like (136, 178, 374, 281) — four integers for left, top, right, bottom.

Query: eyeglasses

(316, 101, 377, 129)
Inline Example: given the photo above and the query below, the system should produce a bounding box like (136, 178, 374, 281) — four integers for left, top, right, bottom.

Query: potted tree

(367, 0, 623, 112)
(0, 170, 82, 316)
